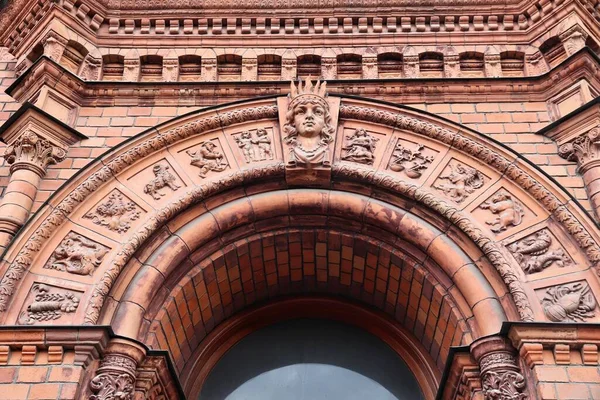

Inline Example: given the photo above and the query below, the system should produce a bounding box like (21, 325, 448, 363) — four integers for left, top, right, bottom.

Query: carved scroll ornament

(90, 354, 137, 400)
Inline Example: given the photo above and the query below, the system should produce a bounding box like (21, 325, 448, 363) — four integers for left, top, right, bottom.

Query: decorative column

(471, 336, 529, 400)
(558, 126, 600, 221)
(0, 131, 66, 249)
(89, 338, 146, 400)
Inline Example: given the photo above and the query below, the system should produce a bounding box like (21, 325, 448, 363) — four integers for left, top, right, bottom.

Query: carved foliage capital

(3, 130, 67, 175)
(90, 353, 138, 400)
(558, 127, 600, 171)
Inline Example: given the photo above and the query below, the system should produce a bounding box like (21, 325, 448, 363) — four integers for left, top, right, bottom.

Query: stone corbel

(558, 24, 589, 57)
(471, 336, 529, 400)
(134, 355, 181, 400)
(41, 31, 68, 63)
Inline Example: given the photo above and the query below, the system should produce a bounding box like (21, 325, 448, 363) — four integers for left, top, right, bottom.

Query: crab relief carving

(43, 232, 109, 276)
(19, 284, 80, 325)
(341, 128, 379, 165)
(508, 230, 571, 274)
(433, 162, 485, 203)
(542, 282, 596, 322)
(479, 190, 524, 233)
(143, 164, 181, 200)
(187, 141, 229, 178)
(283, 78, 335, 168)
(234, 129, 274, 163)
(84, 191, 142, 233)
(388, 142, 434, 178)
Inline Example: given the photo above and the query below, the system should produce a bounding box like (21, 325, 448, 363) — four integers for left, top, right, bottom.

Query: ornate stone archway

(1, 84, 599, 399)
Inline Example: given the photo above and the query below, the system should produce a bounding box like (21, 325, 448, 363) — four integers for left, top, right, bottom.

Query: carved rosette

(3, 130, 67, 176)
(471, 337, 528, 400)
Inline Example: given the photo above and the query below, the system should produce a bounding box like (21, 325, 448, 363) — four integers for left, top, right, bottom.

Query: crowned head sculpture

(283, 78, 335, 168)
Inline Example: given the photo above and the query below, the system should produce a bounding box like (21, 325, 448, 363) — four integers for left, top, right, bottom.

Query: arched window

(102, 54, 124, 81)
(140, 55, 163, 81)
(459, 52, 484, 77)
(258, 54, 282, 80)
(337, 54, 362, 79)
(500, 51, 525, 77)
(418, 52, 443, 78)
(217, 54, 242, 81)
(179, 55, 202, 81)
(377, 53, 403, 78)
(297, 54, 321, 78)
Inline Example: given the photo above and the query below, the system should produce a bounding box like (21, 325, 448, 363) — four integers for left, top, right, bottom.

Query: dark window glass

(200, 318, 425, 400)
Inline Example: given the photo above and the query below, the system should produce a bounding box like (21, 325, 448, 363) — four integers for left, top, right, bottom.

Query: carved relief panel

(385, 137, 441, 181)
(17, 283, 82, 325)
(43, 232, 109, 276)
(334, 123, 392, 169)
(430, 158, 490, 205)
(506, 228, 573, 276)
(170, 136, 234, 184)
(536, 281, 598, 322)
(226, 127, 279, 164)
(83, 189, 145, 234)
(123, 156, 188, 206)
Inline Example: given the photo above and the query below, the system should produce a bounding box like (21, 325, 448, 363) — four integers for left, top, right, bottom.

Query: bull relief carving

(234, 129, 274, 163)
(19, 284, 80, 325)
(388, 141, 434, 178)
(508, 230, 571, 274)
(479, 190, 524, 233)
(84, 190, 142, 233)
(283, 78, 334, 169)
(542, 282, 596, 322)
(144, 164, 181, 200)
(187, 140, 229, 177)
(341, 128, 378, 165)
(433, 162, 485, 203)
(44, 232, 109, 276)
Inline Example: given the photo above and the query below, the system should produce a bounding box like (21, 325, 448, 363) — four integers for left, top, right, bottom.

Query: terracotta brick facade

(1, 0, 600, 399)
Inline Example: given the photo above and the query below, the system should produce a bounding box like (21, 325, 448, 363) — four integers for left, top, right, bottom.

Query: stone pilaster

(471, 336, 529, 400)
(362, 56, 377, 79)
(444, 55, 460, 78)
(80, 54, 102, 81)
(162, 58, 179, 82)
(321, 57, 336, 80)
(484, 54, 502, 77)
(42, 31, 68, 62)
(241, 58, 257, 81)
(201, 58, 217, 81)
(0, 130, 66, 249)
(558, 24, 588, 56)
(123, 58, 140, 81)
(281, 58, 296, 80)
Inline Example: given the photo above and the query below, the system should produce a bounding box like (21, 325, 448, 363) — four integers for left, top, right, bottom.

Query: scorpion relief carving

(18, 284, 80, 325)
(186, 140, 230, 178)
(541, 282, 597, 322)
(84, 190, 142, 233)
(143, 163, 182, 200)
(44, 232, 109, 276)
(508, 230, 572, 274)
(233, 128, 274, 163)
(433, 161, 486, 203)
(341, 128, 379, 165)
(388, 140, 435, 179)
(479, 190, 524, 233)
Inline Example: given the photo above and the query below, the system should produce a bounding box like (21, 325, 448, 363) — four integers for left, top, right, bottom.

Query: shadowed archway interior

(199, 318, 424, 400)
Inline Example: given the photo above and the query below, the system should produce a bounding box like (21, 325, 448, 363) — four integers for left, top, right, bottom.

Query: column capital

(3, 129, 67, 176)
(558, 125, 600, 173)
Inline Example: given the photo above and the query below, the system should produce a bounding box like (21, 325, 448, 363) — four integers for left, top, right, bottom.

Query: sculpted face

(293, 102, 326, 138)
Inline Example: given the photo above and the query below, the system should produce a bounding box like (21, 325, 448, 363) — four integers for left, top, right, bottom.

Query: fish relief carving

(84, 191, 142, 233)
(434, 162, 485, 203)
(388, 142, 434, 178)
(542, 282, 596, 322)
(44, 232, 109, 276)
(19, 284, 80, 325)
(187, 141, 229, 178)
(143, 164, 181, 200)
(341, 128, 379, 165)
(479, 190, 524, 233)
(508, 230, 572, 274)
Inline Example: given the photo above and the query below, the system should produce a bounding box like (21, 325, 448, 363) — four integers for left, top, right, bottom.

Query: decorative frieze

(44, 232, 109, 276)
(542, 282, 597, 322)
